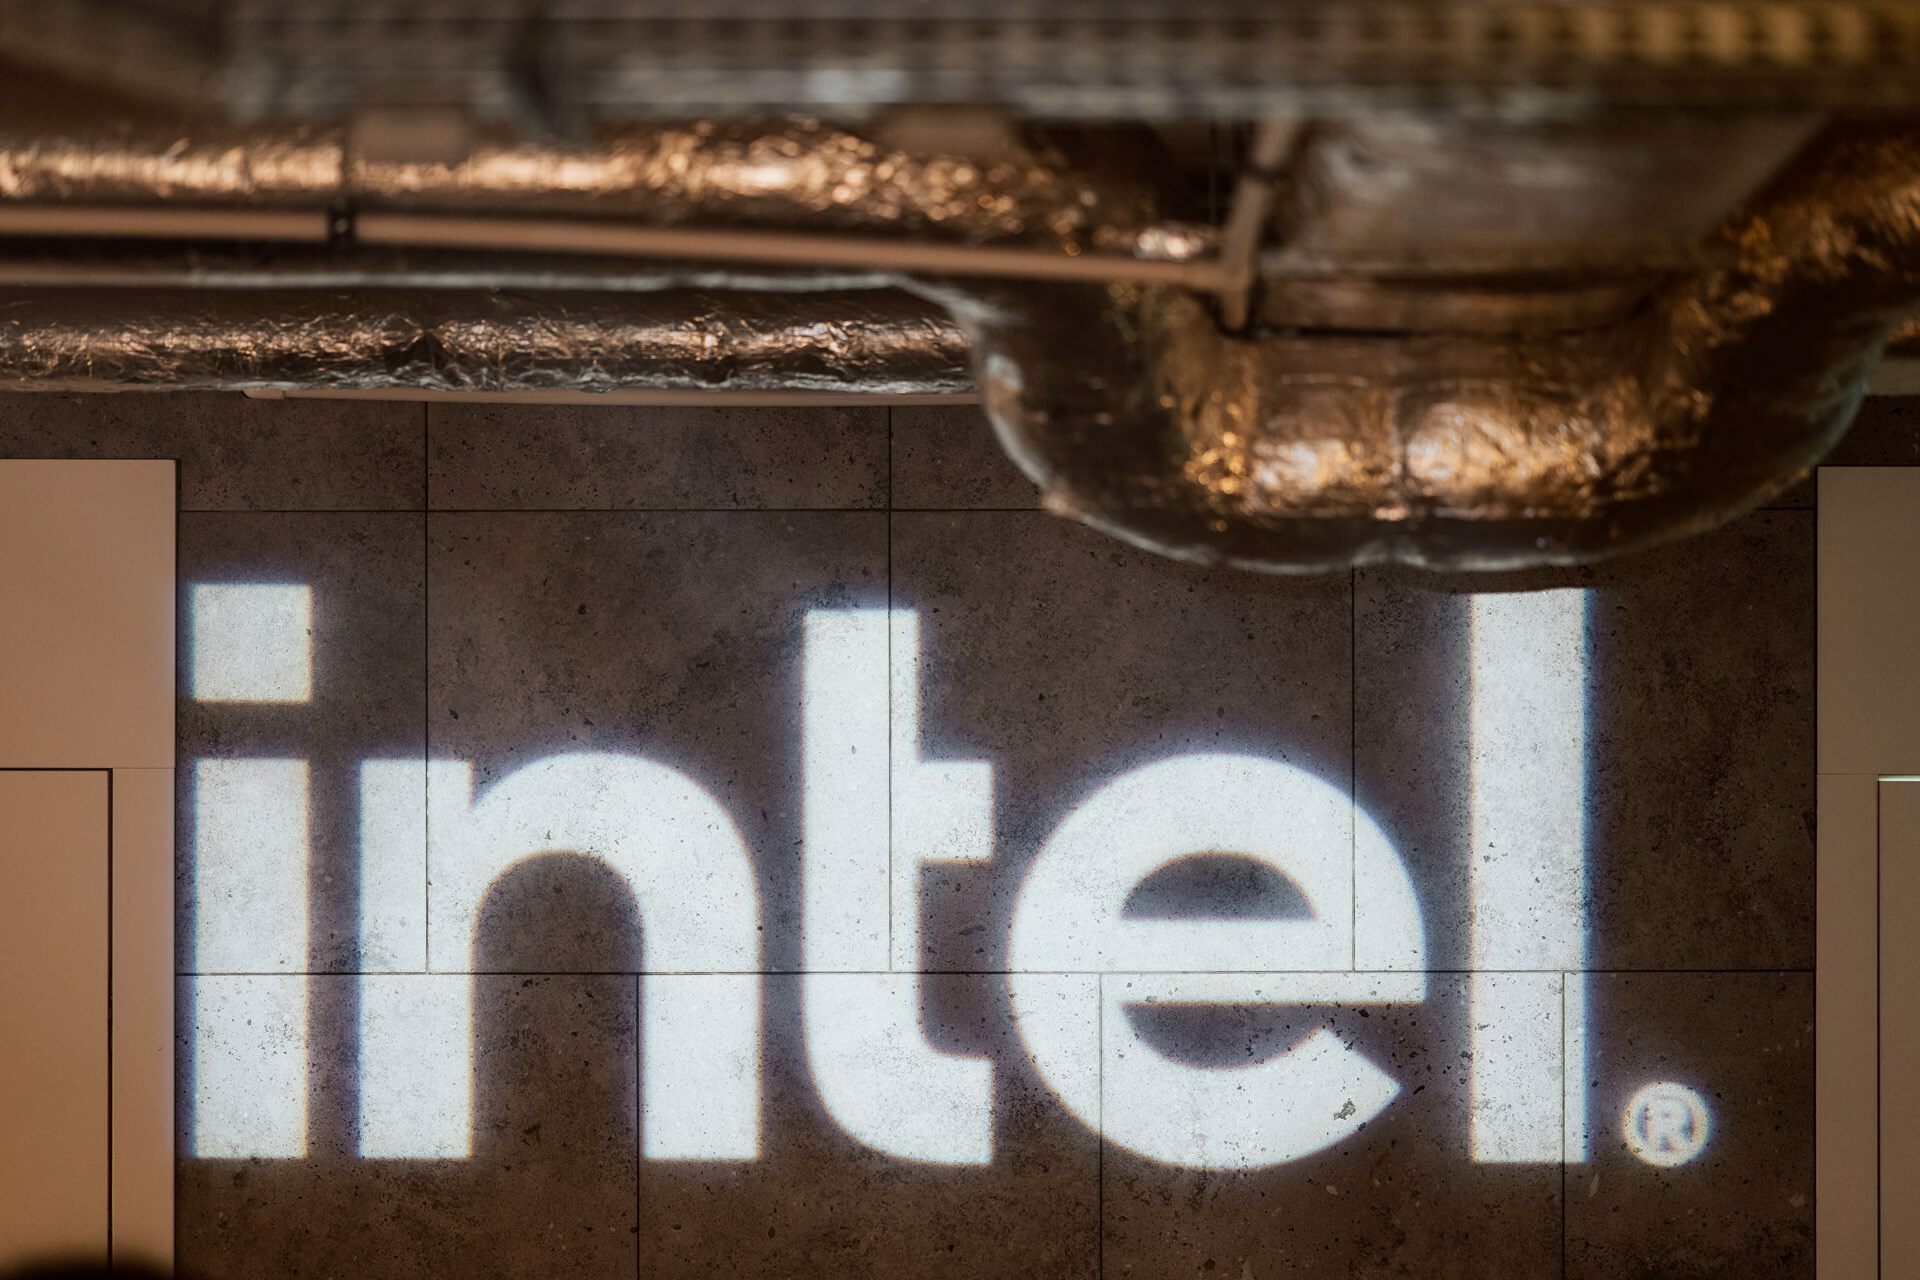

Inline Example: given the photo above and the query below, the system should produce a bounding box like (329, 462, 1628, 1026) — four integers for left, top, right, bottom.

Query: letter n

(357, 753, 762, 1160)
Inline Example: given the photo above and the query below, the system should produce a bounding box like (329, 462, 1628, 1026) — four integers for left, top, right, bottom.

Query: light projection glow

(1621, 1081, 1712, 1167)
(189, 759, 309, 1158)
(358, 754, 762, 1161)
(187, 589, 317, 1158)
(1009, 754, 1425, 1168)
(190, 974, 309, 1159)
(192, 759, 309, 975)
(1467, 590, 1590, 1165)
(801, 610, 994, 1165)
(358, 973, 470, 1160)
(357, 761, 425, 972)
(189, 583, 313, 703)
(184, 589, 1608, 1173)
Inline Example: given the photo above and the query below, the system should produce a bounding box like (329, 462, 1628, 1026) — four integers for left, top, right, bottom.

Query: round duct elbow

(967, 126, 1920, 572)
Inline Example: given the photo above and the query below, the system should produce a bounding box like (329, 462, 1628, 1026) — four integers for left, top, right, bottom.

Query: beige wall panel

(1818, 773, 1878, 1280)
(0, 770, 110, 1262)
(1818, 466, 1920, 1277)
(0, 459, 174, 769)
(1819, 468, 1920, 777)
(111, 767, 174, 1266)
(1883, 781, 1920, 1273)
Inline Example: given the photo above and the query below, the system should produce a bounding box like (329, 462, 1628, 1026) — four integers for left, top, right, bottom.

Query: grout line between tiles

(180, 507, 425, 515)
(185, 506, 1050, 515)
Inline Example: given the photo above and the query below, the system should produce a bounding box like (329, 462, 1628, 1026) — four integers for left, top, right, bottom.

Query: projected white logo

(1007, 754, 1424, 1167)
(185, 587, 1669, 1171)
(1622, 1082, 1713, 1168)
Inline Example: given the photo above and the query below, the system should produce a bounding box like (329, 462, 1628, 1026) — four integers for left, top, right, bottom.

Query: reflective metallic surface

(0, 117, 1162, 252)
(971, 125, 1920, 571)
(0, 288, 972, 396)
(0, 123, 344, 204)
(2, 93, 1917, 570)
(353, 121, 1160, 253)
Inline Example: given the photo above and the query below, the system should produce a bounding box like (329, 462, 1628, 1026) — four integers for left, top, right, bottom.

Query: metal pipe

(968, 123, 1920, 571)
(0, 116, 1172, 239)
(0, 113, 1216, 287)
(243, 388, 977, 407)
(0, 202, 1219, 289)
(352, 212, 1227, 289)
(0, 287, 974, 396)
(0, 206, 333, 242)
(4, 109, 1913, 574)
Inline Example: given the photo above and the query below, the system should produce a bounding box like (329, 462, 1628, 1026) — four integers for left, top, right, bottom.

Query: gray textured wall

(4, 391, 1904, 1278)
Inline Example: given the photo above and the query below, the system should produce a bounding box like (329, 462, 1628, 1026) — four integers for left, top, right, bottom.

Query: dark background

(1, 390, 1883, 1277)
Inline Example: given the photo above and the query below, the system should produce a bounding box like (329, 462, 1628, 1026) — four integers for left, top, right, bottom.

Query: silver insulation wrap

(0, 116, 1163, 251)
(4, 110, 1920, 570)
(966, 125, 1920, 570)
(0, 288, 973, 395)
(0, 123, 346, 204)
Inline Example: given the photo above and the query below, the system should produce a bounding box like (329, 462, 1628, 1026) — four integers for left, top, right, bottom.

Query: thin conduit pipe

(0, 206, 332, 242)
(0, 205, 1233, 289)
(242, 388, 978, 407)
(352, 212, 1230, 289)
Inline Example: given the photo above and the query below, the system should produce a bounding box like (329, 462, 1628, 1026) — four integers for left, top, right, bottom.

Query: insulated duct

(0, 287, 972, 395)
(2, 114, 1918, 570)
(966, 124, 1920, 570)
(0, 115, 1166, 250)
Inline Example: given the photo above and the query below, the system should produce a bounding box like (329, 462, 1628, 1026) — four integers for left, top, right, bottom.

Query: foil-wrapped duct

(0, 287, 973, 396)
(352, 120, 1159, 252)
(966, 124, 1920, 571)
(3, 109, 1917, 572)
(0, 123, 345, 204)
(0, 116, 1163, 253)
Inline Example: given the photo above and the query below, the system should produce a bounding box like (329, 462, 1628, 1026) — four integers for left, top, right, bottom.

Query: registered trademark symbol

(1621, 1082, 1713, 1167)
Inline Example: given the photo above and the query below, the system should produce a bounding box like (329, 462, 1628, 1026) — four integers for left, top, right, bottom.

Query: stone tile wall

(0, 390, 1877, 1278)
